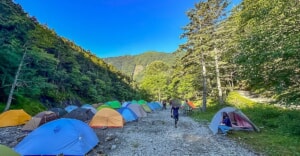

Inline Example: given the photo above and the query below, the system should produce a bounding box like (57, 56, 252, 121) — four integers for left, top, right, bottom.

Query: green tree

(139, 61, 170, 101)
(181, 0, 229, 111)
(232, 0, 300, 104)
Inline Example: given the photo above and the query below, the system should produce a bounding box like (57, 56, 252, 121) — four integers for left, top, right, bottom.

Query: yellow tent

(89, 108, 124, 128)
(0, 109, 31, 128)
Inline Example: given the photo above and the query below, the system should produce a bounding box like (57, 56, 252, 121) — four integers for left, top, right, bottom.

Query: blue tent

(64, 105, 78, 113)
(14, 118, 99, 156)
(117, 107, 138, 122)
(121, 101, 131, 107)
(147, 102, 162, 111)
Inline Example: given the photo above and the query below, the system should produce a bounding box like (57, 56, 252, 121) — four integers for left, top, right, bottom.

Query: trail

(89, 106, 260, 156)
(236, 90, 300, 110)
(236, 90, 275, 103)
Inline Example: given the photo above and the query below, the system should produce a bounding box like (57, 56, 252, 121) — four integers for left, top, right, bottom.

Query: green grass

(0, 96, 46, 115)
(190, 91, 300, 156)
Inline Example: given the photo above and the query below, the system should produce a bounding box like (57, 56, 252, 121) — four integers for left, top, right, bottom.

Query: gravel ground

(0, 106, 262, 156)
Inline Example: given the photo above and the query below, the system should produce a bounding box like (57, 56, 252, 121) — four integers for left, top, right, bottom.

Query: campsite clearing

(0, 106, 261, 156)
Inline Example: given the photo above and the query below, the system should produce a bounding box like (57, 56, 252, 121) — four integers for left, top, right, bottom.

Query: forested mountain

(0, 0, 140, 111)
(103, 51, 185, 81)
(175, 0, 300, 107)
(109, 0, 299, 107)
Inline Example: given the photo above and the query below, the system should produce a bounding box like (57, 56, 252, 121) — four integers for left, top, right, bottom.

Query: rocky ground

(0, 106, 263, 156)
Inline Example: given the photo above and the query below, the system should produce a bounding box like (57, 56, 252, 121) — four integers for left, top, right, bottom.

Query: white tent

(209, 107, 260, 135)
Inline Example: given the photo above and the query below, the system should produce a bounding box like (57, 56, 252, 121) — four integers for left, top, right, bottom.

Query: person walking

(171, 102, 180, 128)
(162, 100, 167, 110)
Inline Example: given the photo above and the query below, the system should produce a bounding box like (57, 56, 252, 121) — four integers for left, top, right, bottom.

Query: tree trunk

(201, 53, 207, 112)
(214, 48, 224, 105)
(230, 71, 235, 90)
(158, 89, 161, 102)
(4, 49, 27, 112)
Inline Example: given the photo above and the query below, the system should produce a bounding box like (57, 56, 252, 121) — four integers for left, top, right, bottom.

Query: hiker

(162, 100, 167, 110)
(218, 113, 232, 135)
(171, 104, 180, 128)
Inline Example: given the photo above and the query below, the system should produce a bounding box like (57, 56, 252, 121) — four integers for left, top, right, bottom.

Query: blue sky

(14, 0, 241, 58)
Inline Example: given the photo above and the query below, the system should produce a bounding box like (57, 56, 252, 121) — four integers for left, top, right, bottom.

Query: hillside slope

(0, 0, 140, 108)
(103, 51, 185, 81)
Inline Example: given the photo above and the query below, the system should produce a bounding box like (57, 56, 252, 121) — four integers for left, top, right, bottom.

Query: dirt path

(236, 90, 275, 103)
(236, 90, 300, 110)
(89, 106, 260, 156)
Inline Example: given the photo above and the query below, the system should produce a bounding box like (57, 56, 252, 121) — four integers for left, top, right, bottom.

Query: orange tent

(89, 108, 124, 128)
(0, 109, 31, 128)
(187, 101, 196, 109)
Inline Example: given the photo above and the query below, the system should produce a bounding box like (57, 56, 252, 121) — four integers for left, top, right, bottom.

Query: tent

(187, 101, 196, 109)
(131, 100, 138, 104)
(147, 102, 162, 111)
(22, 111, 58, 131)
(49, 108, 67, 117)
(106, 101, 121, 109)
(0, 109, 31, 128)
(141, 104, 152, 113)
(81, 105, 97, 114)
(209, 107, 260, 135)
(127, 104, 147, 118)
(138, 100, 147, 105)
(0, 144, 20, 156)
(117, 107, 138, 122)
(63, 108, 94, 122)
(81, 104, 92, 107)
(89, 108, 124, 128)
(64, 105, 78, 113)
(14, 118, 99, 156)
(96, 104, 112, 111)
(122, 101, 131, 107)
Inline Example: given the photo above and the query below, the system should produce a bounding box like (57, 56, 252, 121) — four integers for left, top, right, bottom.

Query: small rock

(111, 145, 117, 150)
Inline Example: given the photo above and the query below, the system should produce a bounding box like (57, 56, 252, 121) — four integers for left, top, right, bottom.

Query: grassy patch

(190, 91, 300, 155)
(0, 96, 45, 115)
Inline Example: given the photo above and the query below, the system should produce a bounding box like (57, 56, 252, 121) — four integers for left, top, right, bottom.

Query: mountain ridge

(103, 51, 185, 81)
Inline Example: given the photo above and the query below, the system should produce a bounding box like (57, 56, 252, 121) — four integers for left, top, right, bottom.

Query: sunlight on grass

(226, 91, 256, 108)
(0, 96, 45, 115)
(190, 91, 300, 156)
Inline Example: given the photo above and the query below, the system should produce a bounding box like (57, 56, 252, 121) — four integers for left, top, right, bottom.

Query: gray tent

(49, 108, 67, 117)
(63, 108, 94, 122)
(209, 107, 260, 135)
(127, 104, 147, 118)
(22, 111, 58, 131)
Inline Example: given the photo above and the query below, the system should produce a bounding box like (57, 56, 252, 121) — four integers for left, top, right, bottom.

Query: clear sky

(14, 0, 241, 58)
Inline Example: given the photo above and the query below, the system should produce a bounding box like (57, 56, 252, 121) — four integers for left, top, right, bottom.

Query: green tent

(141, 104, 152, 113)
(131, 100, 138, 104)
(138, 100, 147, 105)
(106, 101, 121, 109)
(97, 104, 112, 111)
(0, 144, 20, 156)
